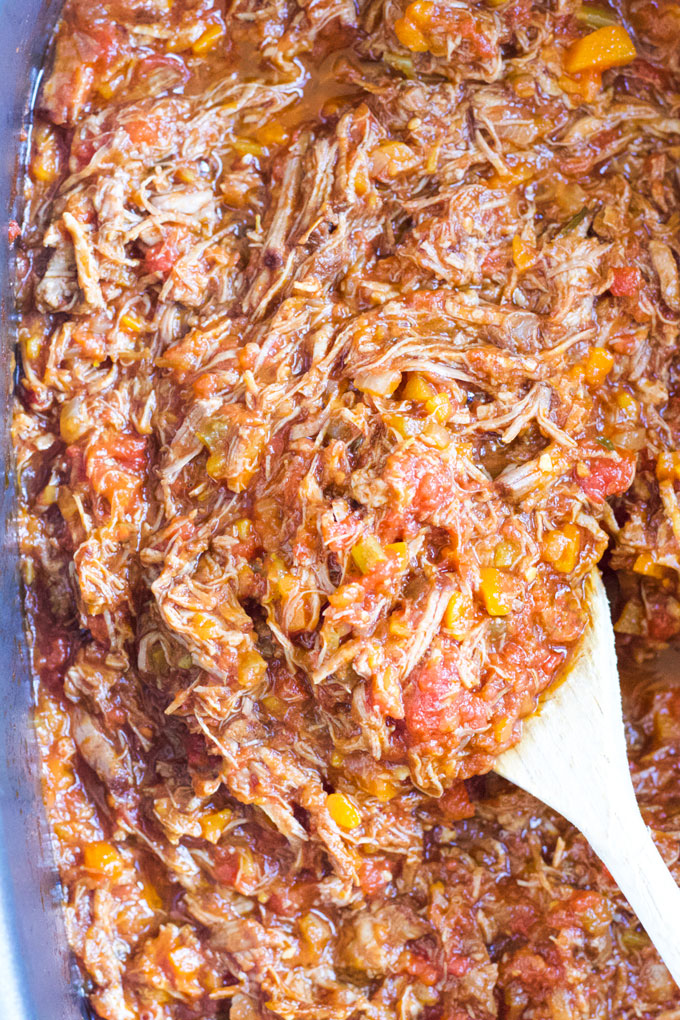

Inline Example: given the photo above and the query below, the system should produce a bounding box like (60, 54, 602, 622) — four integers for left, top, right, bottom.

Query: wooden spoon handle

(580, 782, 680, 982)
(497, 571, 680, 984)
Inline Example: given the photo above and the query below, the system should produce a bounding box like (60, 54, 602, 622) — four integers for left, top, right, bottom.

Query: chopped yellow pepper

(192, 23, 224, 55)
(200, 808, 233, 843)
(425, 391, 451, 422)
(584, 347, 615, 387)
(191, 611, 221, 642)
(120, 312, 146, 333)
(262, 694, 287, 718)
(488, 160, 535, 190)
(443, 591, 472, 639)
(632, 552, 667, 580)
(542, 523, 581, 574)
(656, 451, 680, 482)
(254, 122, 290, 147)
(83, 841, 124, 879)
(367, 774, 399, 802)
(383, 412, 425, 438)
(494, 539, 519, 569)
(394, 0, 434, 51)
(234, 517, 254, 540)
(512, 235, 536, 271)
(564, 25, 636, 75)
(407, 0, 435, 26)
(299, 911, 332, 948)
(369, 141, 418, 178)
(478, 567, 512, 616)
(386, 541, 409, 569)
(394, 16, 429, 51)
(616, 390, 638, 420)
(31, 148, 59, 183)
(237, 648, 268, 687)
(403, 373, 436, 402)
(389, 611, 412, 637)
(351, 535, 386, 574)
(326, 792, 361, 829)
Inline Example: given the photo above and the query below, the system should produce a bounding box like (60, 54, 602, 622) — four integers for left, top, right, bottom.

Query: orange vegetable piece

(478, 567, 512, 616)
(369, 141, 419, 179)
(542, 523, 581, 574)
(657, 451, 680, 482)
(326, 792, 361, 829)
(564, 25, 636, 75)
(192, 23, 224, 55)
(407, 0, 435, 27)
(512, 235, 536, 271)
(610, 266, 641, 297)
(584, 347, 615, 387)
(83, 841, 124, 879)
(394, 16, 429, 50)
(632, 553, 667, 580)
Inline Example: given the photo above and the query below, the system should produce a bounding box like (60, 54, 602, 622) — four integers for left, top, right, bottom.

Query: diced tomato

(549, 889, 611, 935)
(647, 601, 680, 643)
(403, 948, 441, 986)
(8, 221, 20, 243)
(212, 847, 242, 886)
(84, 24, 122, 71)
(385, 446, 460, 526)
(404, 653, 460, 738)
(503, 0, 531, 31)
(493, 641, 564, 696)
(439, 782, 475, 821)
(578, 455, 635, 502)
(442, 10, 495, 59)
(162, 327, 215, 379)
(192, 373, 220, 397)
(112, 434, 148, 470)
(610, 266, 641, 297)
(125, 118, 159, 147)
(447, 953, 471, 977)
(358, 857, 394, 896)
(405, 644, 492, 739)
(124, 106, 177, 152)
(144, 228, 191, 278)
(504, 945, 563, 990)
(566, 890, 612, 934)
(266, 881, 317, 917)
(481, 248, 507, 275)
(85, 432, 147, 509)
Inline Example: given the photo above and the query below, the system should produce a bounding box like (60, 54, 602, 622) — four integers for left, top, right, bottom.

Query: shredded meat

(12, 0, 680, 1017)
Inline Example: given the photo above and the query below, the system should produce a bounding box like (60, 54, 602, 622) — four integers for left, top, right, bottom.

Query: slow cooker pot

(0, 1, 84, 1017)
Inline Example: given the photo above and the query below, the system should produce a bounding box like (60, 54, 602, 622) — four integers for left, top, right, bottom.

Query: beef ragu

(10, 0, 680, 1016)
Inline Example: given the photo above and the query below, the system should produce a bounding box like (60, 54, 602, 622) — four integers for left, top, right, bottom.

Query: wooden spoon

(496, 568, 680, 984)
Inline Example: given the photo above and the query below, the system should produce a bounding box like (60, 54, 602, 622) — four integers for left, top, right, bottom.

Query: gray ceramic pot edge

(1, 1, 84, 1017)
